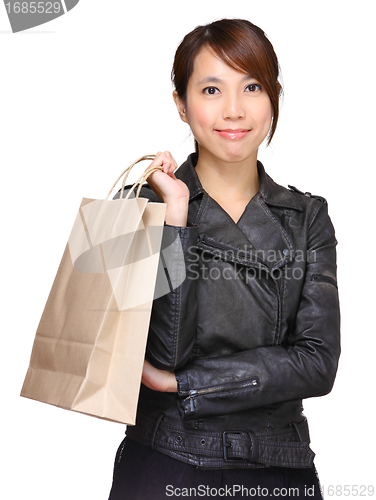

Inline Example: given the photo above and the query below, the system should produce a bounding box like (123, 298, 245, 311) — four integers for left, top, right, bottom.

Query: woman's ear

(173, 90, 188, 124)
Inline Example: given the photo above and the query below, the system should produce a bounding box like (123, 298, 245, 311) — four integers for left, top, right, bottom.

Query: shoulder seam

(308, 199, 325, 228)
(288, 185, 327, 204)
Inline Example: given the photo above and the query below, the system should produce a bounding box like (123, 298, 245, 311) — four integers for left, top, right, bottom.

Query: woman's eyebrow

(196, 75, 256, 85)
(196, 76, 223, 85)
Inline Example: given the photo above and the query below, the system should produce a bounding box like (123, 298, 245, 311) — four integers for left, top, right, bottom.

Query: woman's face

(175, 46, 273, 165)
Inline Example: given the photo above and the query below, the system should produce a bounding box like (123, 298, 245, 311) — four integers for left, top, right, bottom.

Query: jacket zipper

(183, 378, 260, 412)
(310, 273, 337, 288)
(198, 236, 267, 269)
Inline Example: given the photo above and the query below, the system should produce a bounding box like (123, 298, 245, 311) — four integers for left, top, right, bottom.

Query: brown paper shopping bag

(21, 156, 166, 424)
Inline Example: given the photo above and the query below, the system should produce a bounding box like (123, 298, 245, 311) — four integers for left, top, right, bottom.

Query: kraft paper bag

(21, 157, 166, 424)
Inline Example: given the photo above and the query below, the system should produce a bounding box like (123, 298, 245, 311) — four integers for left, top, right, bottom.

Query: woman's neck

(194, 149, 260, 202)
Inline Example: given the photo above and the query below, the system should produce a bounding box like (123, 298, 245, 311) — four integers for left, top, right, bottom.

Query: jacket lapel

(175, 154, 303, 271)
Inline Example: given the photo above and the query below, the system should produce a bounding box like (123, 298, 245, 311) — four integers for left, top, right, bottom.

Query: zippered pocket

(182, 377, 260, 412)
(197, 236, 266, 268)
(310, 273, 337, 289)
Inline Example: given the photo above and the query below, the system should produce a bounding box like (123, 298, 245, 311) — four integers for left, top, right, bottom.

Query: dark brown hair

(172, 19, 282, 145)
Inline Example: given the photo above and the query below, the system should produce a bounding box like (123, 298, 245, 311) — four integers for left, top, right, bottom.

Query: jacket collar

(175, 153, 304, 212)
(175, 153, 302, 270)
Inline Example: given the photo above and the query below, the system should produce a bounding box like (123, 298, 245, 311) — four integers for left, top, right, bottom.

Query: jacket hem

(126, 412, 315, 469)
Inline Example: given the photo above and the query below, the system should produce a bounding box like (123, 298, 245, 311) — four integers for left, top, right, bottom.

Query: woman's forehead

(190, 47, 253, 84)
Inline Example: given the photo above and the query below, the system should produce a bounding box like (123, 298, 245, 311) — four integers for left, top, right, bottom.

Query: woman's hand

(144, 151, 189, 227)
(141, 359, 178, 393)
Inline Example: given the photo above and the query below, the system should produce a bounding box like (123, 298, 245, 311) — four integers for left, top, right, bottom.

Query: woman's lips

(215, 129, 250, 139)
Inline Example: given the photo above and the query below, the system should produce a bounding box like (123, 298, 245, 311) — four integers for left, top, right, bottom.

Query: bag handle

(106, 155, 162, 200)
(125, 165, 164, 200)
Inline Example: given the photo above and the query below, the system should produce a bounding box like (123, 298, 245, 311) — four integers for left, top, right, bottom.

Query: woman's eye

(203, 86, 219, 95)
(245, 84, 262, 92)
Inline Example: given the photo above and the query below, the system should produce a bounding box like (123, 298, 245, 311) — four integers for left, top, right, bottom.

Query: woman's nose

(223, 93, 245, 120)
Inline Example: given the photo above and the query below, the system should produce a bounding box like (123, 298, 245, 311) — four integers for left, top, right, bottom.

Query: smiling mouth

(215, 129, 251, 139)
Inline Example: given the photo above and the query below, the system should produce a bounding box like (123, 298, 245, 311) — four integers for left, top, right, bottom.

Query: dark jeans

(108, 437, 323, 499)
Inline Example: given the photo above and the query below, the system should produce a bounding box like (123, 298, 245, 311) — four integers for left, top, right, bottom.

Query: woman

(109, 19, 340, 499)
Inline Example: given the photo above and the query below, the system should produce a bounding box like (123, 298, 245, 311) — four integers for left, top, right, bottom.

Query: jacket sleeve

(145, 223, 200, 370)
(174, 201, 341, 420)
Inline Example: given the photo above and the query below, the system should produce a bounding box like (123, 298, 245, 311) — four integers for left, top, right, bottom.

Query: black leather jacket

(125, 153, 341, 469)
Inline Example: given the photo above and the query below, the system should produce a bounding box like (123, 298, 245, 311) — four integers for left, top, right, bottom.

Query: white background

(1, 1, 375, 498)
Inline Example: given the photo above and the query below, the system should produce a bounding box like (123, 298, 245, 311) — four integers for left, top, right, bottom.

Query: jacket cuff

(175, 370, 190, 418)
(174, 356, 261, 420)
(163, 223, 200, 242)
(161, 224, 200, 270)
(175, 370, 189, 393)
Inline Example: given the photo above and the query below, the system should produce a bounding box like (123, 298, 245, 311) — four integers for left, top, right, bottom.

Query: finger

(162, 152, 172, 168)
(145, 151, 175, 177)
(164, 151, 178, 171)
(163, 151, 178, 174)
(157, 153, 174, 174)
(144, 154, 165, 173)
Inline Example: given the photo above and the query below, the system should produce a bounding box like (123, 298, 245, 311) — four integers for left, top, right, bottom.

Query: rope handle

(106, 154, 162, 200)
(125, 165, 164, 200)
